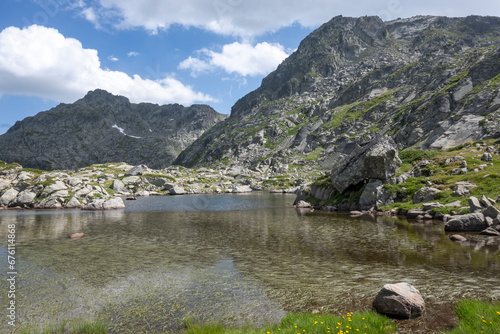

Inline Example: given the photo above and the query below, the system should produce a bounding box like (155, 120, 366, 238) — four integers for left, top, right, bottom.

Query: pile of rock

(0, 161, 314, 211)
(0, 169, 125, 210)
(445, 196, 500, 237)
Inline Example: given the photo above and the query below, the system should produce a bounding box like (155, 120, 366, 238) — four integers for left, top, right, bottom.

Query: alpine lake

(1, 192, 499, 333)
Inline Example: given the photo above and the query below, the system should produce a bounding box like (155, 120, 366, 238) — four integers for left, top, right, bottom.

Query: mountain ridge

(0, 89, 227, 170)
(174, 15, 500, 170)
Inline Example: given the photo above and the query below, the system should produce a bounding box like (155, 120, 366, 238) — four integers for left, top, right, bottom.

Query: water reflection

(0, 193, 499, 333)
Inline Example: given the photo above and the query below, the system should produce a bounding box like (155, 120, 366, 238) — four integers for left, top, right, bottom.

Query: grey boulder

(445, 213, 488, 232)
(372, 282, 425, 319)
(413, 187, 441, 204)
(125, 164, 149, 176)
(169, 186, 185, 195)
(0, 188, 19, 206)
(468, 196, 483, 212)
(483, 205, 500, 219)
(452, 181, 476, 197)
(331, 136, 401, 193)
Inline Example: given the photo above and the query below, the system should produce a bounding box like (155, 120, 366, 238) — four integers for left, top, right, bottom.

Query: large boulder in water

(331, 136, 402, 193)
(445, 213, 488, 232)
(373, 282, 425, 319)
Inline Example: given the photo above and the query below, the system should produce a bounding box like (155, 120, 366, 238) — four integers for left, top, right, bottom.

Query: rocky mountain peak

(74, 89, 131, 110)
(0, 90, 227, 170)
(175, 15, 500, 169)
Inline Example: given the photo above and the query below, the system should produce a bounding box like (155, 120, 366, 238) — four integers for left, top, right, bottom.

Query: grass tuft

(446, 300, 500, 334)
(19, 318, 108, 334)
(182, 310, 397, 334)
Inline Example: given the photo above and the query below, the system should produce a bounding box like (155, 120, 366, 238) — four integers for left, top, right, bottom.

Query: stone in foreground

(373, 282, 425, 319)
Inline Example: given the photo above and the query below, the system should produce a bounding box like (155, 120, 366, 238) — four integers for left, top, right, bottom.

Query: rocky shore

(0, 160, 318, 211)
(294, 137, 500, 240)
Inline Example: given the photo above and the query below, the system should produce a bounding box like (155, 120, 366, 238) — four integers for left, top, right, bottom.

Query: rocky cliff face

(0, 89, 227, 170)
(175, 15, 500, 169)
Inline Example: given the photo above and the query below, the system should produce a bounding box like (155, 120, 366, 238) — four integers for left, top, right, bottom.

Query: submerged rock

(449, 234, 467, 242)
(372, 282, 425, 319)
(479, 227, 500, 236)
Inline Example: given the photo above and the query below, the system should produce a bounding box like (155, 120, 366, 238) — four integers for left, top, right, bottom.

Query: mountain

(174, 15, 500, 170)
(0, 89, 227, 170)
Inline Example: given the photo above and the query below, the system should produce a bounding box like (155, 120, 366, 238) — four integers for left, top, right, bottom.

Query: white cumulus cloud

(179, 42, 289, 77)
(81, 0, 500, 37)
(0, 25, 214, 105)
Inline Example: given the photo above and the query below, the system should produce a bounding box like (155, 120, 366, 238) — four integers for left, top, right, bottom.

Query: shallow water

(1, 192, 499, 333)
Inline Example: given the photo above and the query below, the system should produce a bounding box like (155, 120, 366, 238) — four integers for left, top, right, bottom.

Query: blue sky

(1, 1, 499, 135)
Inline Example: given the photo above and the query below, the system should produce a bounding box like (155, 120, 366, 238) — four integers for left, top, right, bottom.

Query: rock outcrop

(0, 160, 311, 210)
(330, 136, 401, 193)
(0, 89, 227, 170)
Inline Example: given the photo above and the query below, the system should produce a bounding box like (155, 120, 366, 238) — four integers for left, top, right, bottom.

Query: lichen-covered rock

(40, 181, 67, 198)
(310, 184, 337, 201)
(468, 196, 483, 212)
(111, 179, 129, 194)
(481, 152, 493, 161)
(483, 205, 500, 219)
(169, 186, 185, 195)
(373, 282, 425, 319)
(65, 196, 82, 208)
(480, 195, 494, 207)
(83, 197, 125, 210)
(125, 164, 150, 176)
(359, 179, 385, 210)
(122, 176, 142, 186)
(0, 188, 19, 206)
(412, 187, 441, 204)
(331, 136, 401, 193)
(102, 197, 125, 210)
(230, 185, 252, 193)
(453, 181, 476, 197)
(15, 190, 36, 206)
